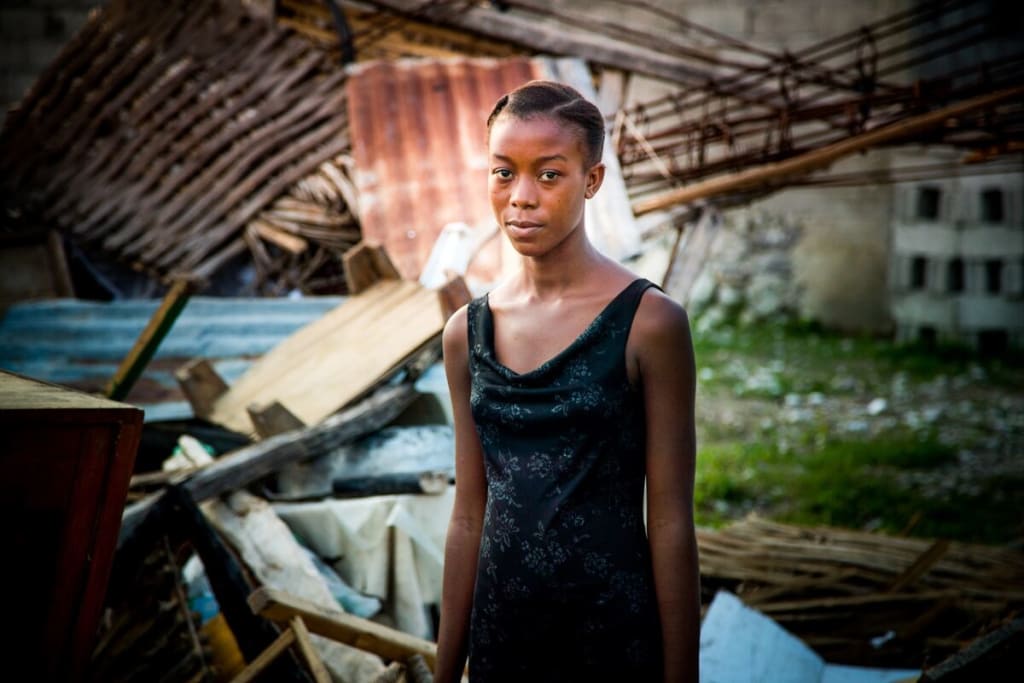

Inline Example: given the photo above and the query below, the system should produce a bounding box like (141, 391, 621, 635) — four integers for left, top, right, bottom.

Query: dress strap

(613, 278, 661, 331)
(465, 294, 488, 364)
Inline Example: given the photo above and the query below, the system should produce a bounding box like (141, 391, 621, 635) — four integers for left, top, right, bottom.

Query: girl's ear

(584, 162, 605, 199)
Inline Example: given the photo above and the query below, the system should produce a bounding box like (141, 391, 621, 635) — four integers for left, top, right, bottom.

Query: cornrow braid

(486, 80, 605, 168)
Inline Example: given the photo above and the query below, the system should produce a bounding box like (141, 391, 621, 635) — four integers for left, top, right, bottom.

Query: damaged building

(1, 0, 1022, 682)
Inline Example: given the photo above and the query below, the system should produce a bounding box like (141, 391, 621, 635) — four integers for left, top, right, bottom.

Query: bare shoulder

(634, 286, 692, 345)
(442, 302, 470, 363)
(628, 286, 696, 391)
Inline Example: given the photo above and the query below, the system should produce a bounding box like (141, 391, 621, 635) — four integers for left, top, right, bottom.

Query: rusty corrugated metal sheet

(346, 56, 641, 286)
(346, 57, 541, 284)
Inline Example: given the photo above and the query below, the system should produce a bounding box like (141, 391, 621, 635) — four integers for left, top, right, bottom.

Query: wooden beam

(918, 616, 1024, 682)
(105, 277, 199, 401)
(632, 84, 1024, 215)
(887, 538, 950, 593)
(249, 586, 438, 669)
(119, 382, 418, 546)
(355, 0, 707, 86)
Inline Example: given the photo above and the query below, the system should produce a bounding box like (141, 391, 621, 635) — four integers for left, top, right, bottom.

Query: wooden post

(290, 617, 332, 683)
(248, 400, 306, 438)
(344, 241, 401, 294)
(105, 277, 199, 401)
(176, 358, 229, 421)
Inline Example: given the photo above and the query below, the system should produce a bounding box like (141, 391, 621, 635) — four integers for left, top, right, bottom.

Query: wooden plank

(104, 277, 198, 401)
(632, 84, 1024, 215)
(206, 279, 448, 436)
(249, 587, 438, 669)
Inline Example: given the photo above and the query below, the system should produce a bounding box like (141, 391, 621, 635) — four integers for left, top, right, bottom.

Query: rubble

(0, 0, 1021, 681)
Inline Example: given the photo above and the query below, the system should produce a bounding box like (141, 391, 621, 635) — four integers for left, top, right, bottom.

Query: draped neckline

(481, 278, 645, 379)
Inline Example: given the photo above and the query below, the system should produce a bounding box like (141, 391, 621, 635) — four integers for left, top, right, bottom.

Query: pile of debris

(699, 516, 1024, 669)
(2, 1, 1023, 682)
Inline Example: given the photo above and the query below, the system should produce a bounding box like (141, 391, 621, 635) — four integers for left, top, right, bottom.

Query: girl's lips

(506, 221, 543, 238)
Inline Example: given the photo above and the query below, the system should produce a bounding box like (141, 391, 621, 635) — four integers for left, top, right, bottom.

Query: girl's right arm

(433, 306, 487, 683)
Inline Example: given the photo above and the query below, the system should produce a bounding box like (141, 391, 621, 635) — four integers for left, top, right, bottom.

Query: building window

(910, 256, 928, 290)
(948, 258, 964, 293)
(916, 186, 941, 220)
(918, 326, 937, 348)
(981, 188, 1005, 223)
(985, 259, 1003, 293)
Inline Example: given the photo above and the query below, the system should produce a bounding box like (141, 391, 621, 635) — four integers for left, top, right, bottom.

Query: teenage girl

(433, 80, 699, 683)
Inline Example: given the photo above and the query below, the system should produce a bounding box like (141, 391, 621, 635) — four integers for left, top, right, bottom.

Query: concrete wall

(0, 1, 98, 125)
(888, 149, 1024, 349)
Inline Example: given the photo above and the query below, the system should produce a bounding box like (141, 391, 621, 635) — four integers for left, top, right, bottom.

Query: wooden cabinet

(0, 370, 142, 682)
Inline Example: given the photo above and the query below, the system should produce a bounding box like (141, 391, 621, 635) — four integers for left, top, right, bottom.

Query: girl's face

(488, 114, 604, 259)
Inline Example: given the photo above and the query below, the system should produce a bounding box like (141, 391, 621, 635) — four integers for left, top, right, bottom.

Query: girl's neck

(513, 229, 606, 300)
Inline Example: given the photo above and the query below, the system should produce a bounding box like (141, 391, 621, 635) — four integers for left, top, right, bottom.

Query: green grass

(690, 320, 1024, 545)
(695, 433, 1022, 545)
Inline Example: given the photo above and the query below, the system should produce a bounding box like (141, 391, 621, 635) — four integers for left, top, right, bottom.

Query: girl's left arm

(633, 290, 700, 683)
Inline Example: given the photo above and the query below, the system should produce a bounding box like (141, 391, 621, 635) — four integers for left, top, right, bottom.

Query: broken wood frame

(249, 586, 438, 673)
(229, 615, 331, 683)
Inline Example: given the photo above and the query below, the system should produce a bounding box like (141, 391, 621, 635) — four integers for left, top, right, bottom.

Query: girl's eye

(540, 171, 559, 181)
(493, 169, 512, 179)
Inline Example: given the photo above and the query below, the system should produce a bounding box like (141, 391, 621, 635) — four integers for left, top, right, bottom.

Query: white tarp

(274, 487, 455, 641)
(700, 591, 920, 683)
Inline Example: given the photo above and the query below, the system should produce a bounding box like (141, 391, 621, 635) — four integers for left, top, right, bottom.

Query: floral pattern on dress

(465, 279, 664, 683)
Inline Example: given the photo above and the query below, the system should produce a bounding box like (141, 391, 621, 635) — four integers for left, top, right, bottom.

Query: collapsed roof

(0, 0, 1020, 294)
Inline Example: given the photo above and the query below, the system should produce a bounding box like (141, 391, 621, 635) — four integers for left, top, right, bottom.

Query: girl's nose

(510, 178, 538, 208)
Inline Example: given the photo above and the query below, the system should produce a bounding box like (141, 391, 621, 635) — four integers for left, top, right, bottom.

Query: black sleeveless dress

(466, 278, 663, 683)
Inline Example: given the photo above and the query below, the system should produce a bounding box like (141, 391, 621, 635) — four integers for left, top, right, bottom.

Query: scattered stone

(843, 419, 870, 433)
(867, 398, 888, 415)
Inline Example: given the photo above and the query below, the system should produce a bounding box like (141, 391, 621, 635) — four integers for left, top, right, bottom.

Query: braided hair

(487, 80, 605, 168)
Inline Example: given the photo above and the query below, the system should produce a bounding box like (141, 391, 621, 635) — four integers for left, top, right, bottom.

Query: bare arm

(433, 306, 488, 683)
(633, 291, 700, 683)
